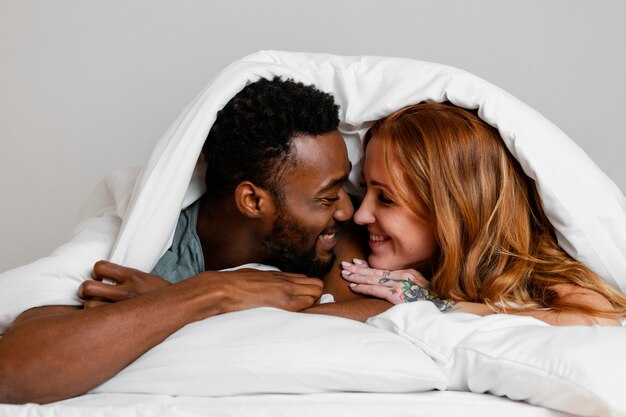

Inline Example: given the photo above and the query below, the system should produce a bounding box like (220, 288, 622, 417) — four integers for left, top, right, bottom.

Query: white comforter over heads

(1, 51, 625, 416)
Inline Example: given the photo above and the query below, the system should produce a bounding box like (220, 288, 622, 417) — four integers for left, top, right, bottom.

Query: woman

(341, 102, 626, 325)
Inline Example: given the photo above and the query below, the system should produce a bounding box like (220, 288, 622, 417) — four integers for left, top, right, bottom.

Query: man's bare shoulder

(322, 220, 369, 302)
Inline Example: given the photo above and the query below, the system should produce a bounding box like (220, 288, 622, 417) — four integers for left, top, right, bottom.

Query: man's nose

(334, 191, 354, 222)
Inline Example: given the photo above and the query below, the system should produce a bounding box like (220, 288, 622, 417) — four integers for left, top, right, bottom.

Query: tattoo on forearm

(379, 277, 458, 312)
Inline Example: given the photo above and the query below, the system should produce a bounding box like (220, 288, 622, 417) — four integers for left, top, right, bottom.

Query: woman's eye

(378, 193, 395, 205)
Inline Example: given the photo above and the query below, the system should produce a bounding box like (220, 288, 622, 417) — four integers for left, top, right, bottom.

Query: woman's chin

(368, 255, 403, 271)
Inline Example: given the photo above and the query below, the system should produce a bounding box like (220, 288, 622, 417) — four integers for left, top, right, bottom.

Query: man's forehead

(288, 131, 350, 187)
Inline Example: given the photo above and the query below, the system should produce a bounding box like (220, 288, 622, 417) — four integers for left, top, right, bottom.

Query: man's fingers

(238, 268, 309, 279)
(79, 280, 128, 301)
(283, 294, 321, 311)
(285, 276, 324, 288)
(92, 260, 139, 283)
(234, 269, 323, 288)
(281, 279, 324, 298)
(83, 300, 110, 309)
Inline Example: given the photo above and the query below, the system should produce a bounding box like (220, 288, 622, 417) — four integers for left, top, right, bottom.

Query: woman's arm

(341, 261, 622, 326)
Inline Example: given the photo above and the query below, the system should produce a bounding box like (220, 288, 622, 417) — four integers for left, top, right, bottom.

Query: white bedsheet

(0, 391, 574, 417)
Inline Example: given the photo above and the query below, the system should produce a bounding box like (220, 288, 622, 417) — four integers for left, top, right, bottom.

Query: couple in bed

(1, 77, 624, 405)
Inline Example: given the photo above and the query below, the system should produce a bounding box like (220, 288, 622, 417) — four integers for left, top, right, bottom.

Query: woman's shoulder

(549, 284, 620, 325)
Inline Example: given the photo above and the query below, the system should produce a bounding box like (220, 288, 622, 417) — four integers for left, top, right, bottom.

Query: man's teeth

(320, 233, 336, 240)
(370, 234, 386, 242)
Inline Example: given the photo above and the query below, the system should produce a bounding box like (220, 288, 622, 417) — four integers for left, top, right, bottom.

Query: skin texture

(0, 131, 391, 405)
(353, 137, 437, 273)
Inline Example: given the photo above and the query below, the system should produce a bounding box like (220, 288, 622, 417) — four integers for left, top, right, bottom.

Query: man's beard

(261, 210, 338, 278)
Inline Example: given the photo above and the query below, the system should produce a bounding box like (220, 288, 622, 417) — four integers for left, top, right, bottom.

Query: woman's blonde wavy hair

(367, 102, 626, 318)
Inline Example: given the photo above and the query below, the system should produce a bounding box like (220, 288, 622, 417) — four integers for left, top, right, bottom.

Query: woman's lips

(369, 233, 390, 249)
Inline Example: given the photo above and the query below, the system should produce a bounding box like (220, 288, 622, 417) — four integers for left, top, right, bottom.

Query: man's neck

(195, 196, 268, 271)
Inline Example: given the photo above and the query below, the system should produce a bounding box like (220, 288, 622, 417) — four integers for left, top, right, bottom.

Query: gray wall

(1, 0, 624, 273)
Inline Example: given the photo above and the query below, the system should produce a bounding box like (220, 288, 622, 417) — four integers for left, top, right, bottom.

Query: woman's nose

(353, 197, 375, 225)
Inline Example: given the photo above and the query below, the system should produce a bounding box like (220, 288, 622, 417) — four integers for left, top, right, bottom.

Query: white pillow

(368, 302, 626, 417)
(93, 307, 445, 396)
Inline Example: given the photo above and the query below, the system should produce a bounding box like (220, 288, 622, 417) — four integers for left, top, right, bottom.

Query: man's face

(262, 130, 354, 277)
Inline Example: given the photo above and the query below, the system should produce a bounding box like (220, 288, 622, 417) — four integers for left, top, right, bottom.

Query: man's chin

(299, 253, 335, 278)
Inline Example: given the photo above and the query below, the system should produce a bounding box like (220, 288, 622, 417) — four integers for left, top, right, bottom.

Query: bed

(1, 51, 625, 417)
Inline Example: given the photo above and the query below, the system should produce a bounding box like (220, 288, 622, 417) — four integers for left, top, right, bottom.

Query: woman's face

(354, 135, 437, 273)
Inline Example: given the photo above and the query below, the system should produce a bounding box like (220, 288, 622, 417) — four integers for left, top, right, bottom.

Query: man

(0, 78, 388, 404)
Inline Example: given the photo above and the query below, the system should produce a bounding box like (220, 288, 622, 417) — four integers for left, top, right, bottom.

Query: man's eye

(378, 193, 395, 205)
(321, 196, 339, 205)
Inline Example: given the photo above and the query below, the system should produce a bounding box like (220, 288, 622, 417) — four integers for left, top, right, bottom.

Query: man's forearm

(0, 277, 223, 404)
(0, 267, 323, 404)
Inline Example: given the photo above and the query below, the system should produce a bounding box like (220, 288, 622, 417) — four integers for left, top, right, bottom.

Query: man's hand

(205, 268, 324, 313)
(80, 261, 324, 313)
(79, 261, 171, 308)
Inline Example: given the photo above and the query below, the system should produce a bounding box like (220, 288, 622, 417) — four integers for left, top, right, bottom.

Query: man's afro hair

(202, 77, 340, 200)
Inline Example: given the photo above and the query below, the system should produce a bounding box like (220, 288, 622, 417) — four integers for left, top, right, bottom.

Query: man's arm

(77, 261, 392, 325)
(81, 222, 393, 323)
(302, 299, 392, 322)
(0, 263, 322, 404)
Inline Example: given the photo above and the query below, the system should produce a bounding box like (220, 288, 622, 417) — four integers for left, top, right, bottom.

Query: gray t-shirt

(151, 200, 205, 284)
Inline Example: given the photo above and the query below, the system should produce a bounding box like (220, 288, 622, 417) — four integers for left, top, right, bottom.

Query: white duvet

(1, 51, 625, 416)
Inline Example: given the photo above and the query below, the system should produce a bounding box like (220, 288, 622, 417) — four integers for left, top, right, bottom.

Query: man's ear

(234, 181, 276, 219)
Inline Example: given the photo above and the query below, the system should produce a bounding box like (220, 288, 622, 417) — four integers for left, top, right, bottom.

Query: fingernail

(341, 270, 352, 276)
(341, 261, 352, 267)
(349, 283, 357, 288)
(353, 258, 366, 265)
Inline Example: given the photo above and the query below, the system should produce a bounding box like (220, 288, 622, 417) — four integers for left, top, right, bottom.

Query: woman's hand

(341, 259, 457, 312)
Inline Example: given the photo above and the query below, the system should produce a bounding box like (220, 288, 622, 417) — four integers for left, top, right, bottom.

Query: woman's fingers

(341, 265, 410, 286)
(341, 261, 389, 278)
(341, 269, 381, 285)
(348, 283, 402, 304)
(341, 261, 430, 286)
